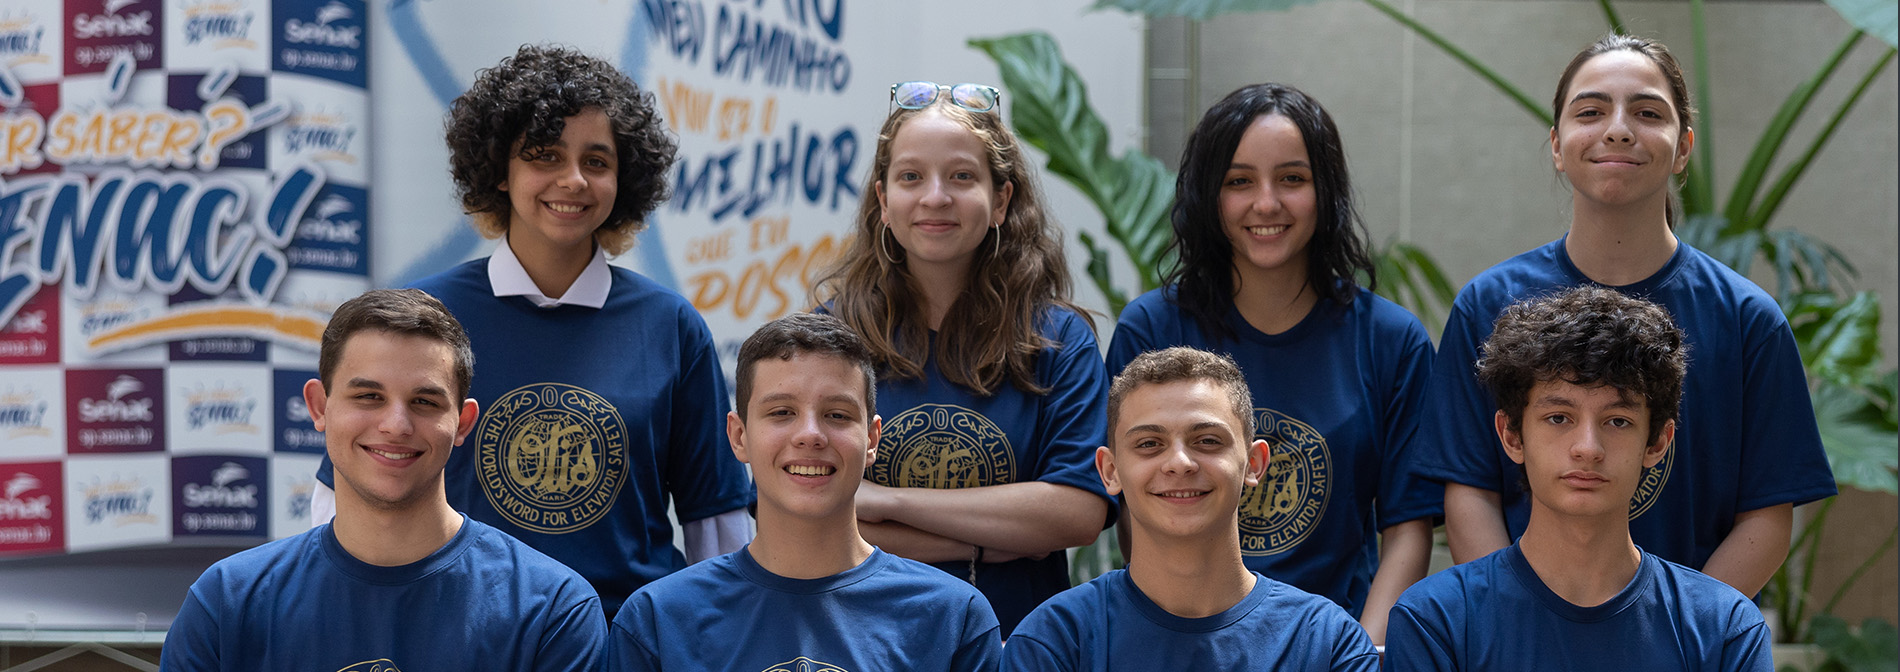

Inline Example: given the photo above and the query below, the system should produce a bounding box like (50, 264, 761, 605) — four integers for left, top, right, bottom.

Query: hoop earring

(877, 222, 899, 266)
(989, 226, 1001, 260)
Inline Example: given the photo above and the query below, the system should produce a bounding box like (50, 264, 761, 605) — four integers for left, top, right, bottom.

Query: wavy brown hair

(812, 100, 1086, 396)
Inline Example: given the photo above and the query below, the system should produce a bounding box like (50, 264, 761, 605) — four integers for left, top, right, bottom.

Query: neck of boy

(906, 260, 971, 331)
(510, 233, 594, 301)
(1231, 257, 1317, 336)
(330, 488, 463, 567)
(1516, 505, 1643, 608)
(1564, 199, 1678, 287)
(1126, 526, 1257, 619)
(748, 511, 876, 580)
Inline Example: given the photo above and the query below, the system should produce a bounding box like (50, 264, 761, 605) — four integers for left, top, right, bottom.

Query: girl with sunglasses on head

(1413, 35, 1833, 599)
(811, 81, 1114, 636)
(309, 45, 754, 618)
(1104, 83, 1440, 645)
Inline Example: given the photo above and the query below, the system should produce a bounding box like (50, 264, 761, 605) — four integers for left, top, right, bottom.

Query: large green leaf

(1828, 0, 1899, 48)
(970, 32, 1177, 317)
(1812, 380, 1899, 495)
(1370, 239, 1457, 332)
(1811, 615, 1900, 672)
(1786, 291, 1885, 387)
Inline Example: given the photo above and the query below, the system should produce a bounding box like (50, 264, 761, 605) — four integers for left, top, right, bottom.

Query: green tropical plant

(1091, 0, 1899, 650)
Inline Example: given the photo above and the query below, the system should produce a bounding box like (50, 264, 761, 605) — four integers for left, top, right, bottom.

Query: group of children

(157, 31, 1832, 672)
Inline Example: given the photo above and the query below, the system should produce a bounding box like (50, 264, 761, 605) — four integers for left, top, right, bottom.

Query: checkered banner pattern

(0, 0, 368, 557)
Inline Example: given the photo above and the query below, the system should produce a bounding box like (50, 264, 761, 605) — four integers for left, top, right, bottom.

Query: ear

(1495, 409, 1527, 466)
(1094, 446, 1121, 496)
(865, 415, 882, 466)
(726, 410, 750, 465)
(452, 399, 479, 446)
(875, 180, 888, 224)
(1242, 439, 1271, 487)
(302, 379, 328, 432)
(1549, 126, 1564, 174)
(991, 179, 1014, 227)
(1671, 127, 1695, 175)
(1643, 419, 1675, 469)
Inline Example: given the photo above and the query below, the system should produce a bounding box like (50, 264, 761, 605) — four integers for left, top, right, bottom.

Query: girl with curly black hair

(1104, 83, 1438, 645)
(312, 45, 752, 618)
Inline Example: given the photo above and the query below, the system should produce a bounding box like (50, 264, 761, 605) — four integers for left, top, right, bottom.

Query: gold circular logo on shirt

(762, 657, 849, 672)
(336, 660, 401, 672)
(1629, 439, 1674, 520)
(477, 383, 627, 533)
(870, 404, 1015, 489)
(1238, 408, 1332, 556)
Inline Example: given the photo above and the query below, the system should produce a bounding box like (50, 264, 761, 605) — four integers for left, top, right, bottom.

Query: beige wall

(1144, 0, 1897, 623)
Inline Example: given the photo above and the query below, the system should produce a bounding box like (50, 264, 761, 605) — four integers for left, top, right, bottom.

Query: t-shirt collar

(486, 236, 611, 309)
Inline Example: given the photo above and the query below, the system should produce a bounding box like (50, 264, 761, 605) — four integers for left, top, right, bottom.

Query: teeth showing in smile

(1157, 490, 1207, 499)
(1247, 225, 1288, 237)
(548, 203, 585, 214)
(368, 448, 419, 460)
(785, 465, 836, 477)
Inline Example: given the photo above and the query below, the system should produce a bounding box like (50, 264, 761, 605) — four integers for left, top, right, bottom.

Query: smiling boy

(1005, 347, 1379, 670)
(160, 289, 607, 671)
(609, 312, 1001, 671)
(1385, 287, 1770, 671)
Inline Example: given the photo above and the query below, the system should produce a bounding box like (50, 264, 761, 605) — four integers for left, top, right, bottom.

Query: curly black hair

(1477, 286, 1688, 445)
(444, 44, 677, 255)
(1163, 83, 1375, 341)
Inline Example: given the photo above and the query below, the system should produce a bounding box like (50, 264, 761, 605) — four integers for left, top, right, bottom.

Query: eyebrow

(1569, 90, 1669, 107)
(1121, 420, 1231, 437)
(754, 392, 864, 407)
(344, 377, 448, 398)
(1530, 393, 1644, 411)
(1228, 160, 1310, 172)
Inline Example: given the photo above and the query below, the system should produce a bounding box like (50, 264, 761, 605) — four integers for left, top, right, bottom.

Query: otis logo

(284, 1, 359, 48)
(180, 1, 253, 48)
(175, 456, 265, 535)
(477, 383, 627, 534)
(1629, 440, 1674, 520)
(762, 657, 849, 672)
(1, 473, 53, 520)
(870, 404, 1015, 490)
(1238, 408, 1332, 556)
(0, 388, 52, 439)
(72, 1, 154, 40)
(336, 660, 402, 672)
(0, 464, 61, 553)
(69, 369, 165, 452)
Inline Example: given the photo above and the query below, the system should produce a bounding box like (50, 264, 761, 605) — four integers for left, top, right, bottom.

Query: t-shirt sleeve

(1030, 313, 1115, 515)
(534, 595, 609, 672)
(1736, 305, 1836, 511)
(606, 598, 662, 672)
(1329, 608, 1384, 672)
(664, 303, 754, 522)
(158, 587, 220, 671)
(999, 634, 1071, 672)
(1413, 297, 1505, 491)
(1377, 313, 1442, 528)
(1103, 301, 1158, 377)
(1383, 601, 1457, 672)
(953, 594, 1004, 672)
(1722, 617, 1774, 672)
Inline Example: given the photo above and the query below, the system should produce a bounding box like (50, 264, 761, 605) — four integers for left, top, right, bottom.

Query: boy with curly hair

(311, 45, 751, 617)
(1386, 287, 1770, 671)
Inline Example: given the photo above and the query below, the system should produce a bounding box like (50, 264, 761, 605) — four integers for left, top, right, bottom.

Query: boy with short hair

(1006, 346, 1379, 670)
(161, 289, 607, 671)
(610, 312, 1001, 671)
(1385, 286, 1771, 671)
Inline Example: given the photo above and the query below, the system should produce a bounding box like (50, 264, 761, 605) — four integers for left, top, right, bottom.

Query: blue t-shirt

(1385, 543, 1772, 671)
(1414, 238, 1835, 570)
(611, 547, 1001, 671)
(1005, 569, 1380, 671)
(319, 259, 753, 616)
(867, 308, 1114, 636)
(160, 516, 607, 671)
(1106, 287, 1438, 617)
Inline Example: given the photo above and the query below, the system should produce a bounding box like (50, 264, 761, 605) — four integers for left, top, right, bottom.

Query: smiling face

(875, 110, 1013, 280)
(728, 353, 880, 524)
(1550, 51, 1694, 214)
(305, 330, 478, 513)
(1099, 380, 1269, 544)
(500, 107, 619, 262)
(1220, 114, 1317, 278)
(1498, 379, 1673, 522)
